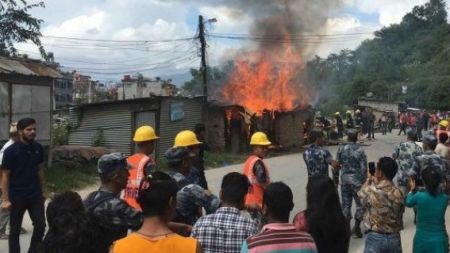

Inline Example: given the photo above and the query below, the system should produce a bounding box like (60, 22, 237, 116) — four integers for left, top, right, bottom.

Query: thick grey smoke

(165, 0, 346, 57)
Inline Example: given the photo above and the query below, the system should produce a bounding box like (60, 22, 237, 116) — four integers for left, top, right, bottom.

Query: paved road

(1, 131, 448, 252)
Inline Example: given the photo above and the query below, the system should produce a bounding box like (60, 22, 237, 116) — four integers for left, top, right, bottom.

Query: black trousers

(9, 196, 46, 253)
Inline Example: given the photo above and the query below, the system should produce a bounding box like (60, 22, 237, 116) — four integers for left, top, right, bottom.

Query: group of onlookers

(1, 116, 449, 253)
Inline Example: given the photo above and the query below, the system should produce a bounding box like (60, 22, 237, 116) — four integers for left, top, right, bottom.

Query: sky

(14, 0, 437, 84)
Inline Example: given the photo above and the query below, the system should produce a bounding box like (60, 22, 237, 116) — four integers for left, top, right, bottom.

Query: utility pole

(198, 15, 208, 120)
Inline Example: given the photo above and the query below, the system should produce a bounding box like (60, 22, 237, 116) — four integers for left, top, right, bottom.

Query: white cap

(9, 122, 17, 133)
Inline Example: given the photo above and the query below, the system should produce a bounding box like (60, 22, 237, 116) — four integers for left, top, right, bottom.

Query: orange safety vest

(121, 153, 154, 210)
(243, 155, 270, 207)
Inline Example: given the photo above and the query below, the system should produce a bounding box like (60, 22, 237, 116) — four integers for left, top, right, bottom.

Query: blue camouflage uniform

(336, 142, 367, 222)
(412, 150, 447, 182)
(303, 144, 333, 178)
(393, 141, 423, 192)
(167, 170, 220, 225)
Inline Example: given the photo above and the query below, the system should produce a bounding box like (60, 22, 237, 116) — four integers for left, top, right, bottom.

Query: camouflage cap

(406, 128, 417, 139)
(97, 153, 129, 175)
(422, 134, 437, 146)
(165, 146, 195, 164)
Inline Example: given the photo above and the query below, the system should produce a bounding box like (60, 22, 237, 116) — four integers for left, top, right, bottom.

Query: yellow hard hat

(250, 132, 272, 146)
(174, 130, 202, 147)
(346, 110, 352, 114)
(335, 112, 340, 116)
(439, 120, 449, 128)
(356, 109, 361, 113)
(133, 126, 159, 142)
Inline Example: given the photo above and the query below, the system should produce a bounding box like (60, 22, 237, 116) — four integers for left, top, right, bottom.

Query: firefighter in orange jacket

(243, 132, 272, 210)
(122, 125, 159, 210)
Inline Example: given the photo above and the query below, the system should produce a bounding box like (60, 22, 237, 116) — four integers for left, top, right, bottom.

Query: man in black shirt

(1, 118, 46, 253)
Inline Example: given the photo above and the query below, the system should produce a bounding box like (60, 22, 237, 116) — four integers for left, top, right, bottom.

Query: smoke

(166, 0, 346, 57)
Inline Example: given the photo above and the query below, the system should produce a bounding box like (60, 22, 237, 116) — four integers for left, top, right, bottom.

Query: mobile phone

(368, 162, 376, 175)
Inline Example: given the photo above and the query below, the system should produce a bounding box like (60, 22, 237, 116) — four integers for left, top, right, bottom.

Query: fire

(220, 33, 310, 115)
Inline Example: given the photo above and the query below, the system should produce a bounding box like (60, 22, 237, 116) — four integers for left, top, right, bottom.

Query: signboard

(170, 102, 184, 121)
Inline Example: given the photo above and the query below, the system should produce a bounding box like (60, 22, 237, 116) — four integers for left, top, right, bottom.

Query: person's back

(112, 233, 197, 253)
(293, 176, 350, 253)
(243, 223, 316, 253)
(406, 168, 448, 253)
(111, 171, 201, 253)
(84, 188, 142, 242)
(192, 173, 258, 253)
(407, 191, 447, 233)
(242, 182, 317, 253)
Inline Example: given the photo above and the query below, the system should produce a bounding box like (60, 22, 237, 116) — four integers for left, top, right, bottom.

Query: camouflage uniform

(336, 143, 367, 222)
(412, 150, 448, 183)
(358, 180, 404, 253)
(358, 180, 405, 233)
(393, 141, 423, 194)
(303, 144, 333, 178)
(167, 170, 220, 225)
(84, 188, 142, 241)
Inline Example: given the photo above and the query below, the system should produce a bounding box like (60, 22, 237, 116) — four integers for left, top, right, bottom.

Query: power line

(42, 35, 196, 43)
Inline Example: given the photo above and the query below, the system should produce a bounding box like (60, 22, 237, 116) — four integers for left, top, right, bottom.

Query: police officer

(303, 130, 340, 185)
(173, 130, 202, 186)
(336, 129, 367, 238)
(412, 134, 447, 184)
(393, 129, 423, 196)
(165, 146, 220, 225)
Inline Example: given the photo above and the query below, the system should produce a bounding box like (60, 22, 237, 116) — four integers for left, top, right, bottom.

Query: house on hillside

(68, 96, 202, 158)
(118, 74, 177, 100)
(0, 56, 61, 145)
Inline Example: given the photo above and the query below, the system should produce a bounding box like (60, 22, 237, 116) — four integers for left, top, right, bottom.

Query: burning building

(206, 103, 314, 153)
(203, 1, 340, 152)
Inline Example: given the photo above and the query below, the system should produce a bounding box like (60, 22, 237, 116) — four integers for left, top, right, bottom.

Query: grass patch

(204, 152, 247, 169)
(45, 161, 98, 194)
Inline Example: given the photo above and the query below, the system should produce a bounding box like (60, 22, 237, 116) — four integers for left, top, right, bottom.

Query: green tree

(306, 0, 450, 111)
(0, 0, 46, 58)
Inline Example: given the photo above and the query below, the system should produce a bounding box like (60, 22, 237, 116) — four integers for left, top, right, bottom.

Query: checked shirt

(191, 207, 258, 253)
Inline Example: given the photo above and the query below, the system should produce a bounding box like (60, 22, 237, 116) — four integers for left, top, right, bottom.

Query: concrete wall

(358, 100, 399, 113)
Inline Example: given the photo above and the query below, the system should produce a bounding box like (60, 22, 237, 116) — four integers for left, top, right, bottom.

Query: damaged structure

(206, 102, 314, 153)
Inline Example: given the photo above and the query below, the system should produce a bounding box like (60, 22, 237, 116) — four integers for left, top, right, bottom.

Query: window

(170, 102, 184, 121)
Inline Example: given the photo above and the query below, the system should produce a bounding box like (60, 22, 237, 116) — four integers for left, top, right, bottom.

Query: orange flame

(221, 34, 310, 115)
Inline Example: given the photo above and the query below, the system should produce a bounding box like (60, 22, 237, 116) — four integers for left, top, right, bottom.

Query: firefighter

(335, 112, 344, 139)
(122, 125, 159, 210)
(243, 132, 272, 211)
(173, 130, 202, 186)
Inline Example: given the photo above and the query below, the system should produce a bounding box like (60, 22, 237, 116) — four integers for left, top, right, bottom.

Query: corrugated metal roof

(0, 56, 61, 78)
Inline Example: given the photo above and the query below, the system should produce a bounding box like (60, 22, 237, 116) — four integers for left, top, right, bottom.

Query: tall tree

(0, 0, 46, 58)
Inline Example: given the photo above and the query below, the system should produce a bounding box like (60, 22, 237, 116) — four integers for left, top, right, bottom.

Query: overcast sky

(15, 0, 437, 83)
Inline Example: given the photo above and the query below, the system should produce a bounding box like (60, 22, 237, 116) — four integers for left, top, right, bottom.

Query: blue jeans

(364, 231, 402, 253)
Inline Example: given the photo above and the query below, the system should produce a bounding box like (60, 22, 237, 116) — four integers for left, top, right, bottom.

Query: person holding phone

(358, 157, 405, 253)
(336, 129, 367, 238)
(406, 168, 448, 253)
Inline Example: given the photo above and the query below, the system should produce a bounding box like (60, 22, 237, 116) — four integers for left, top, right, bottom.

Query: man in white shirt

(435, 132, 449, 160)
(0, 123, 19, 239)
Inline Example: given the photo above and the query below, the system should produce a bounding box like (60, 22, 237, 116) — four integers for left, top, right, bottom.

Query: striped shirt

(241, 223, 317, 253)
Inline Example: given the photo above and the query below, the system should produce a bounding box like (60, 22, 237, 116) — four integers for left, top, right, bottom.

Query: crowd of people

(0, 114, 449, 253)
